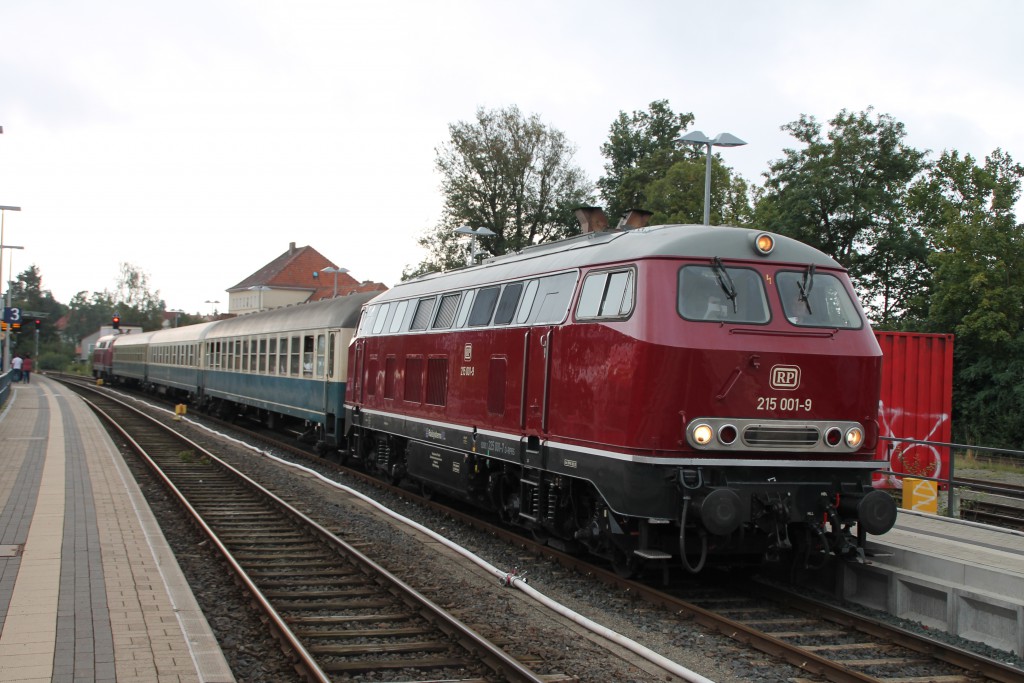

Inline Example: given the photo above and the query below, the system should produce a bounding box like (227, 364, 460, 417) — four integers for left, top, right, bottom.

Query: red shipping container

(874, 332, 954, 488)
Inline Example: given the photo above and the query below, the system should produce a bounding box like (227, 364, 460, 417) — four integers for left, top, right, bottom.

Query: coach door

(521, 326, 555, 454)
(351, 338, 366, 403)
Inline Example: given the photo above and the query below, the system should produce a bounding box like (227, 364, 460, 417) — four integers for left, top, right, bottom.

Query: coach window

(268, 338, 277, 374)
(235, 340, 243, 370)
(258, 338, 267, 373)
(316, 334, 326, 377)
(468, 286, 500, 326)
(678, 265, 770, 324)
(279, 337, 289, 374)
(242, 340, 250, 372)
(302, 335, 314, 376)
(372, 303, 391, 335)
(432, 293, 461, 329)
(290, 336, 301, 375)
(249, 338, 257, 372)
(577, 268, 635, 320)
(410, 296, 436, 331)
(388, 300, 410, 333)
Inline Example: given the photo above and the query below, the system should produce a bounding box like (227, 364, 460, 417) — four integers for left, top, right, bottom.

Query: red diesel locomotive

(345, 209, 897, 574)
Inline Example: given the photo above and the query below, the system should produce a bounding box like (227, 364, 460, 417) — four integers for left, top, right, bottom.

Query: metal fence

(879, 435, 1024, 516)
(0, 370, 11, 408)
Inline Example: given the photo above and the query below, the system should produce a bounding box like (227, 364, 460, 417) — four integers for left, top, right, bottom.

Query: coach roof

(204, 290, 378, 339)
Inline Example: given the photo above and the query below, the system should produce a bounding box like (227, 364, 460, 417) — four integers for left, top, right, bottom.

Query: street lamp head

(678, 130, 713, 145)
(320, 266, 349, 275)
(712, 132, 746, 148)
(0, 206, 22, 212)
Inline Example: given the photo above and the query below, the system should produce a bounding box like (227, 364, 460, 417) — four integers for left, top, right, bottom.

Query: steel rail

(71, 383, 547, 683)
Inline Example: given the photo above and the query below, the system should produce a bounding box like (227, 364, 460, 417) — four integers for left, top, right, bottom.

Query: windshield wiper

(711, 257, 738, 313)
(798, 264, 815, 314)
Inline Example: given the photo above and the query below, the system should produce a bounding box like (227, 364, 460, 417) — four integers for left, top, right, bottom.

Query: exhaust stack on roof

(575, 206, 610, 234)
(618, 209, 653, 229)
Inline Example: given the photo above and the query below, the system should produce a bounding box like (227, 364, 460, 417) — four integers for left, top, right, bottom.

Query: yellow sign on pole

(903, 477, 938, 514)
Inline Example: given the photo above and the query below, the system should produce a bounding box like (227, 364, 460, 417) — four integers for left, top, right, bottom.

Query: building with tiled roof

(226, 242, 387, 314)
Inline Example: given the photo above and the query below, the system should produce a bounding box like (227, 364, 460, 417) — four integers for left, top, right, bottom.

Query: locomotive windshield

(679, 265, 769, 323)
(777, 271, 862, 328)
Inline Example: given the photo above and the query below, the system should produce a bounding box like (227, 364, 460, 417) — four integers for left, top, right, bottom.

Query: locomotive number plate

(756, 396, 813, 412)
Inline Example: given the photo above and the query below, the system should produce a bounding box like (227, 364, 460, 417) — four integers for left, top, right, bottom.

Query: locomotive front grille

(742, 424, 820, 447)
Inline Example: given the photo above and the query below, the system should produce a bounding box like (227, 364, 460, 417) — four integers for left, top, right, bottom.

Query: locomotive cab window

(576, 268, 635, 320)
(777, 270, 862, 329)
(679, 265, 769, 324)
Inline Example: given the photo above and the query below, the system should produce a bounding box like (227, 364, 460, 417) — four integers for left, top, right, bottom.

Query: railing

(0, 370, 11, 407)
(879, 435, 1024, 516)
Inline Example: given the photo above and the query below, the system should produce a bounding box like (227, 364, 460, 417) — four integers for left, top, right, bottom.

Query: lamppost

(204, 300, 221, 318)
(678, 131, 747, 226)
(1, 243, 25, 373)
(454, 226, 496, 266)
(320, 267, 349, 298)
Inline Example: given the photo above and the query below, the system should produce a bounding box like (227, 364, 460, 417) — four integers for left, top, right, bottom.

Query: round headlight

(824, 427, 843, 447)
(718, 424, 738, 445)
(846, 427, 864, 449)
(754, 233, 775, 255)
(693, 424, 714, 446)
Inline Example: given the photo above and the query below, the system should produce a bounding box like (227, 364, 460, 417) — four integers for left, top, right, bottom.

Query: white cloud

(1, 0, 1022, 312)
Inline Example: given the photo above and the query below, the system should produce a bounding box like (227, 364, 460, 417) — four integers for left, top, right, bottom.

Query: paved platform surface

(0, 375, 234, 682)
(843, 505, 1024, 655)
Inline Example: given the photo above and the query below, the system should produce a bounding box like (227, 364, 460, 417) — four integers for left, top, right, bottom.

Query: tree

(113, 262, 166, 330)
(404, 106, 593, 279)
(754, 108, 927, 325)
(597, 100, 753, 226)
(911, 149, 1024, 447)
(597, 100, 696, 223)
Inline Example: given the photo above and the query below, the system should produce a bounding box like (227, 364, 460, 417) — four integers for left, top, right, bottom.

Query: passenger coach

(201, 293, 376, 449)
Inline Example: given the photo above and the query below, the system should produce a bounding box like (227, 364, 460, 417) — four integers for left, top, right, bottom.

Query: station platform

(0, 375, 234, 682)
(838, 507, 1024, 655)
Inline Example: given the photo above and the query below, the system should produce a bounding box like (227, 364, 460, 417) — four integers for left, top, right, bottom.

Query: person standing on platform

(10, 354, 23, 382)
(21, 354, 32, 383)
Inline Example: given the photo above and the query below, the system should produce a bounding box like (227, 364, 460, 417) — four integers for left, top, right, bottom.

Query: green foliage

(909, 148, 1024, 447)
(597, 100, 752, 227)
(405, 106, 593, 278)
(597, 100, 696, 223)
(755, 108, 928, 326)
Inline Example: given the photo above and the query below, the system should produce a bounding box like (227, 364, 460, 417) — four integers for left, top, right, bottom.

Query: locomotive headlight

(692, 423, 714, 446)
(753, 233, 775, 256)
(845, 427, 864, 449)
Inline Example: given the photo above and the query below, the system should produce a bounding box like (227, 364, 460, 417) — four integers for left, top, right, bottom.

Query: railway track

(956, 477, 1024, 530)
(59, 376, 1024, 682)
(63, 379, 553, 683)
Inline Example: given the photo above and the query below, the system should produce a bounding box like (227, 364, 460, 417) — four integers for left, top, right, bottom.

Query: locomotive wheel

(612, 548, 641, 578)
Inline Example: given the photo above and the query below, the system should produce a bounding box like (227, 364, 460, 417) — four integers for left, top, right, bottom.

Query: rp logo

(770, 365, 801, 390)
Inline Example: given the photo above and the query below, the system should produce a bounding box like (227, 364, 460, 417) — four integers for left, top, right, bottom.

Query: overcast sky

(2, 0, 1022, 314)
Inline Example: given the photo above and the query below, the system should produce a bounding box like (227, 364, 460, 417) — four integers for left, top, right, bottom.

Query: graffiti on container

(876, 401, 950, 489)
